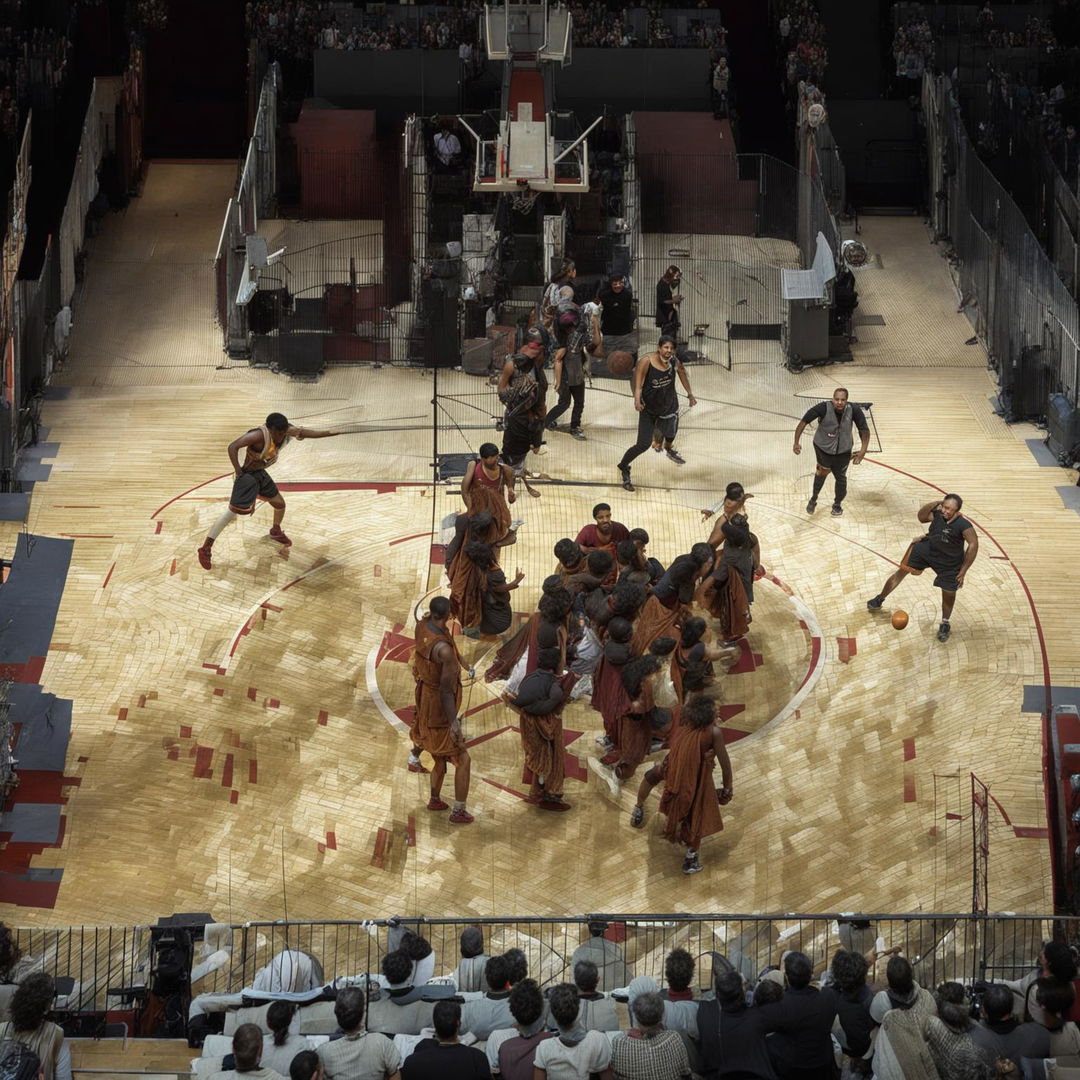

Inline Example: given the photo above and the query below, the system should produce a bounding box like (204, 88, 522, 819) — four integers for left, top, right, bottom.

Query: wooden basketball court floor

(1, 162, 1072, 928)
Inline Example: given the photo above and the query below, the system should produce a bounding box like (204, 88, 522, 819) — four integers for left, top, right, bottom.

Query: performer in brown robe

(484, 589, 571, 686)
(411, 596, 475, 824)
(657, 695, 732, 874)
(448, 512, 494, 637)
(631, 544, 714, 655)
(459, 443, 516, 546)
(506, 647, 572, 811)
(696, 516, 755, 644)
(590, 616, 635, 746)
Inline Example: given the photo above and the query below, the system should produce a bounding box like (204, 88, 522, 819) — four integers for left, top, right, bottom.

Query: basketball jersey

(641, 358, 678, 417)
(241, 425, 289, 472)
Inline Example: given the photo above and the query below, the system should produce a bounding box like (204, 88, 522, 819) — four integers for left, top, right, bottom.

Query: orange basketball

(607, 350, 635, 376)
(891, 610, 909, 630)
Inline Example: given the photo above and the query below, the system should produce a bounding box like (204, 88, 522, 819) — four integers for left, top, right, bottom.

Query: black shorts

(813, 445, 851, 472)
(229, 469, 279, 514)
(906, 540, 962, 591)
(647, 412, 679, 445)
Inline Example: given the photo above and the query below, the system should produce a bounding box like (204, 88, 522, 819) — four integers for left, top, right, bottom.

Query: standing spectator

(869, 956, 938, 1080)
(711, 58, 731, 118)
(757, 952, 838, 1080)
(697, 968, 778, 1080)
(0, 974, 72, 1080)
(654, 266, 683, 338)
(434, 122, 462, 170)
(599, 275, 637, 361)
(923, 982, 989, 1080)
(969, 984, 1050, 1074)
(571, 922, 631, 993)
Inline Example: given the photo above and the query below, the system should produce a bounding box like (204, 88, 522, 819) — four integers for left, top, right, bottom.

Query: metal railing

(10, 913, 1066, 1015)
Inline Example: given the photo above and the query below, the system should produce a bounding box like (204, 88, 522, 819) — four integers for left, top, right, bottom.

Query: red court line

(389, 531, 435, 547)
(903, 738, 916, 762)
(371, 827, 391, 868)
(101, 563, 115, 589)
(151, 473, 231, 519)
(481, 777, 532, 801)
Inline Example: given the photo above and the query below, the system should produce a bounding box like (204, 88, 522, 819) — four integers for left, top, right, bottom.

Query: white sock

(206, 510, 236, 541)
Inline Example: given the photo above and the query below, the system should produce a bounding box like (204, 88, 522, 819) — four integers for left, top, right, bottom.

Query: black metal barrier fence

(923, 73, 1080, 423)
(11, 913, 1066, 1017)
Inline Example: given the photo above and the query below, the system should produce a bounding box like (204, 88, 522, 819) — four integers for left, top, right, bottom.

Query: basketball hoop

(512, 188, 540, 214)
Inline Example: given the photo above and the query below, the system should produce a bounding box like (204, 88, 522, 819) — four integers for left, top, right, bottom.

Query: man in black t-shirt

(867, 494, 979, 642)
(600, 275, 637, 359)
(404, 1000, 490, 1080)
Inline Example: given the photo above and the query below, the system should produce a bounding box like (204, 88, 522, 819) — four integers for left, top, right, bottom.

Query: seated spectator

(697, 967, 777, 1080)
(209, 1022, 287, 1080)
(254, 950, 324, 995)
(611, 989, 690, 1080)
(261, 1002, 314, 1076)
(534, 982, 613, 1080)
(434, 122, 462, 170)
(317, 987, 402, 1080)
(571, 961, 620, 1032)
(366, 952, 437, 1036)
(570, 921, 631, 992)
(504, 948, 528, 986)
(485, 979, 554, 1080)
(403, 1000, 489, 1080)
(455, 928, 489, 993)
(397, 931, 438, 989)
(0, 924, 23, 1022)
(970, 983, 1050, 1073)
(924, 982, 989, 1080)
(461, 954, 514, 1040)
(289, 1051, 321, 1080)
(0, 973, 72, 1080)
(758, 952, 837, 1080)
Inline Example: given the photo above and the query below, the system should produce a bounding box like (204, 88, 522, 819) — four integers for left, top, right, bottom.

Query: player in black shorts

(792, 388, 870, 517)
(867, 494, 979, 641)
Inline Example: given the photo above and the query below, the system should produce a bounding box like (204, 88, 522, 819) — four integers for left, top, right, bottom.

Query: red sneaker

(197, 544, 213, 570)
(448, 807, 475, 824)
(426, 797, 449, 811)
(269, 526, 292, 545)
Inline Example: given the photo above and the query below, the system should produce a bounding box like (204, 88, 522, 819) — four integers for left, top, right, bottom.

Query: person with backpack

(0, 974, 71, 1080)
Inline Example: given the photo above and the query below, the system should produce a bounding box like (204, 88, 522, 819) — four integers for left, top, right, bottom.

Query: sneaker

(448, 807, 475, 824)
(649, 739, 665, 754)
(595, 734, 614, 750)
(544, 419, 559, 431)
(509, 517, 525, 531)
(197, 543, 213, 570)
(806, 498, 818, 514)
(619, 466, 635, 492)
(269, 526, 292, 545)
(426, 796, 449, 811)
(867, 595, 884, 611)
(569, 674, 593, 701)
(831, 504, 843, 517)
(570, 427, 586, 440)
(538, 795, 572, 812)
(630, 805, 644, 828)
(937, 621, 951, 643)
(462, 627, 481, 639)
(588, 757, 621, 797)
(407, 755, 429, 774)
(682, 854, 704, 875)
(665, 447, 686, 465)
(651, 441, 663, 453)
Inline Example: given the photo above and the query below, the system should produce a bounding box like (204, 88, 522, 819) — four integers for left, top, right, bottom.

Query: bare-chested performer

(197, 412, 343, 569)
(410, 596, 475, 824)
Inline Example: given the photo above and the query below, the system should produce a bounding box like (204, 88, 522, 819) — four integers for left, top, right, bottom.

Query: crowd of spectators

(777, 0, 828, 89)
(975, 2, 1059, 51)
(176, 931, 1080, 1080)
(893, 18, 934, 81)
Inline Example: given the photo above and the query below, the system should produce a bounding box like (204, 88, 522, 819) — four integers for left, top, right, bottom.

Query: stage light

(1070, 774, 1080, 793)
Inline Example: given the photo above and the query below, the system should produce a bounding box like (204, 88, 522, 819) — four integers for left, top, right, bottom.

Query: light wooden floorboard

(0, 164, 1070, 926)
